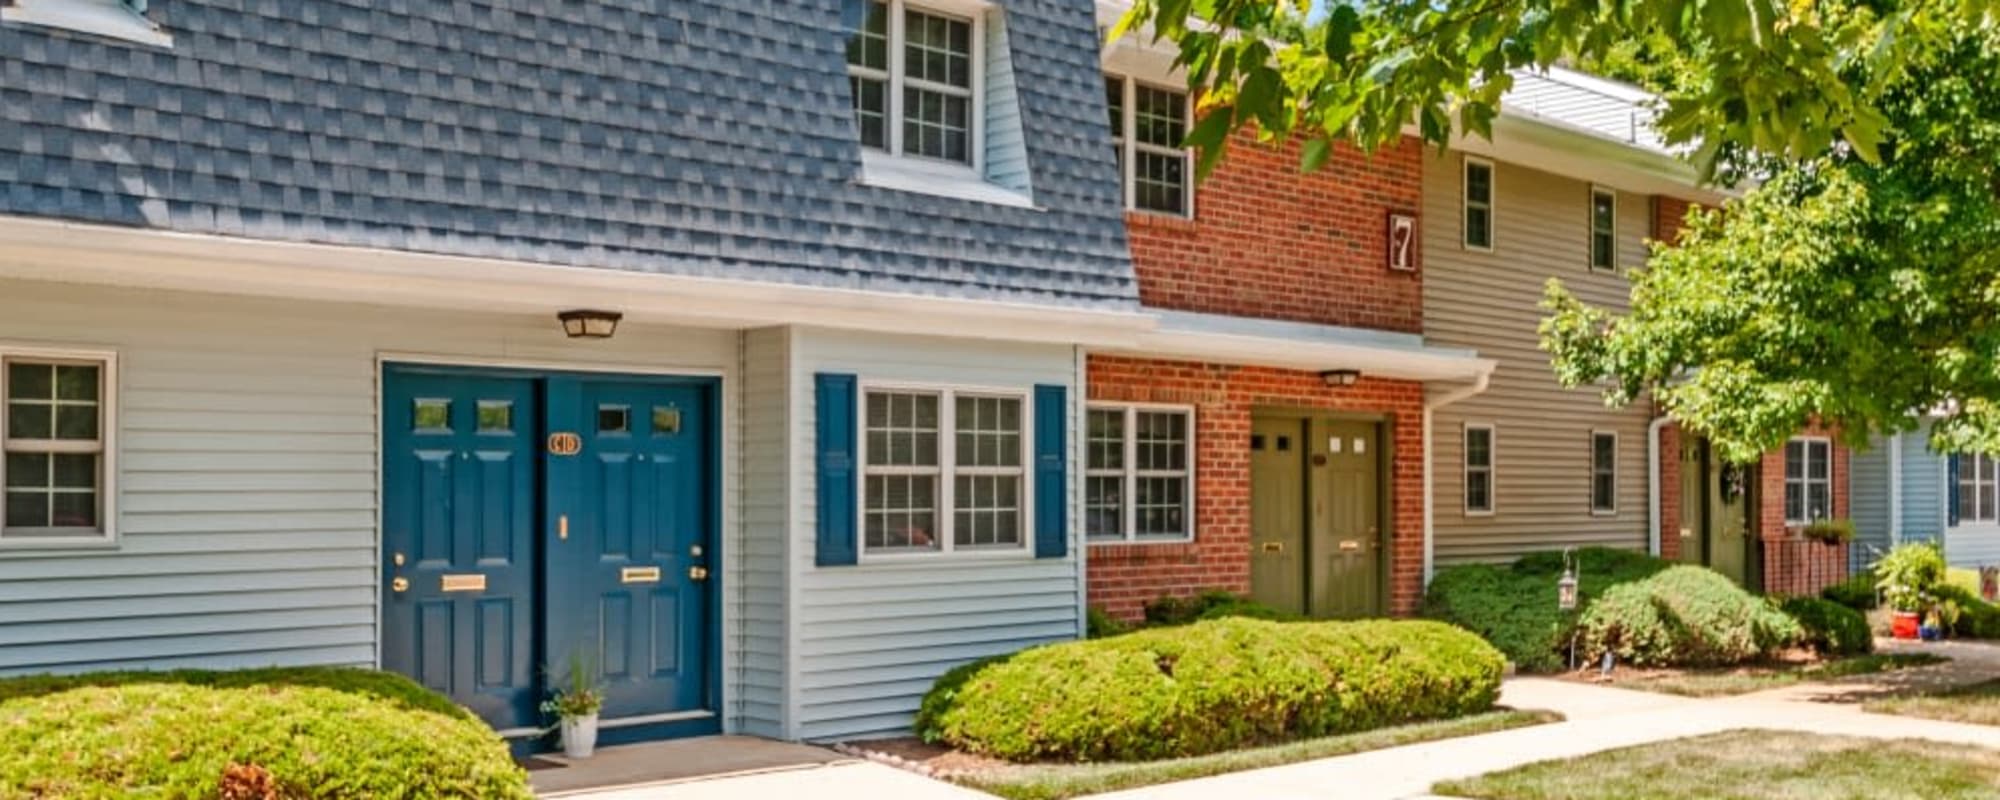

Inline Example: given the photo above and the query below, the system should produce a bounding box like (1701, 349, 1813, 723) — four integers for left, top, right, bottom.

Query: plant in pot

(541, 653, 606, 759)
(1876, 543, 1947, 641)
(1799, 518, 1856, 547)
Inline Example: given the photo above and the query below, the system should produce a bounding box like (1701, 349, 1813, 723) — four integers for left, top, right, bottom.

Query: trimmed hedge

(1578, 566, 1802, 667)
(0, 667, 531, 799)
(916, 618, 1503, 762)
(1781, 596, 1874, 656)
(1936, 583, 2000, 639)
(1421, 547, 1672, 672)
(1822, 570, 1879, 611)
(1141, 590, 1300, 627)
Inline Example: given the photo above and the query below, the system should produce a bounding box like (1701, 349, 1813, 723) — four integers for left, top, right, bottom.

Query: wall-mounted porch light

(1319, 369, 1361, 388)
(558, 309, 622, 339)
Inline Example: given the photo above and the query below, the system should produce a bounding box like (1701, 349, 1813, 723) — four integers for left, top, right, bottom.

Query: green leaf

(1323, 4, 1361, 63)
(1300, 137, 1332, 173)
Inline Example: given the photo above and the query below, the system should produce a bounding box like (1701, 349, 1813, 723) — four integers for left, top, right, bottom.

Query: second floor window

(1958, 453, 1997, 524)
(1465, 424, 1495, 514)
(1784, 438, 1832, 524)
(1591, 431, 1617, 514)
(845, 0, 979, 166)
(1463, 157, 1494, 250)
(1105, 74, 1191, 217)
(1590, 187, 1617, 270)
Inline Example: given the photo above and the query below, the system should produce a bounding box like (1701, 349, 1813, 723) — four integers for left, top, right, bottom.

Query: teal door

(382, 366, 718, 739)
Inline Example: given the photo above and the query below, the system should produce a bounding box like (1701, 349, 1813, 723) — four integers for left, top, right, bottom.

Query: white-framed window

(1464, 423, 1495, 514)
(1463, 156, 1494, 251)
(860, 385, 1028, 557)
(843, 0, 984, 168)
(1957, 453, 1997, 524)
(0, 0, 171, 48)
(1589, 186, 1617, 270)
(1104, 73, 1193, 217)
(1085, 404, 1194, 542)
(1590, 430, 1618, 515)
(1784, 437, 1832, 524)
(3, 348, 117, 546)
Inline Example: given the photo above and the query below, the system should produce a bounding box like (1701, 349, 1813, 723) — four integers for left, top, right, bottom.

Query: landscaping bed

(1435, 730, 2000, 800)
(850, 710, 1560, 800)
(1555, 651, 1947, 697)
(1865, 678, 2000, 726)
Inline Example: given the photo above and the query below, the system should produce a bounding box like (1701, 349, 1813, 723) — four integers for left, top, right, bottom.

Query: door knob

(688, 565, 710, 582)
(391, 577, 410, 593)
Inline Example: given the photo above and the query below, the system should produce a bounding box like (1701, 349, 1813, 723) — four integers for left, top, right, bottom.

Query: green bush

(0, 667, 531, 799)
(1822, 570, 1880, 611)
(1578, 566, 1803, 667)
(1142, 590, 1299, 626)
(1421, 547, 1673, 672)
(915, 617, 1503, 762)
(1877, 543, 1948, 612)
(1780, 596, 1875, 655)
(1934, 583, 2000, 639)
(1086, 607, 1133, 639)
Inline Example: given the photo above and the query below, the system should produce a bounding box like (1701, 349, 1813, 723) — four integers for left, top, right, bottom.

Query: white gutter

(1647, 415, 1671, 556)
(1423, 368, 1495, 585)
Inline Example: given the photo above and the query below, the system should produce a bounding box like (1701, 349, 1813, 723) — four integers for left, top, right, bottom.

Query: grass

(1599, 652, 1947, 697)
(953, 709, 1559, 800)
(1866, 678, 2000, 726)
(1435, 729, 2000, 800)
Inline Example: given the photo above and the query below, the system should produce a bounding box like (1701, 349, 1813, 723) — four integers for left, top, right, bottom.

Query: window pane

(52, 453, 94, 489)
(477, 401, 513, 434)
(1592, 191, 1615, 230)
(55, 365, 98, 401)
(1466, 428, 1491, 468)
(1592, 231, 1615, 269)
(953, 474, 1022, 547)
(1086, 409, 1124, 470)
(1593, 473, 1616, 511)
(1105, 76, 1124, 139)
(597, 405, 629, 434)
(903, 87, 971, 163)
(1785, 483, 1804, 521)
(1807, 483, 1830, 521)
(1982, 454, 1997, 482)
(851, 77, 887, 149)
(1785, 441, 1805, 479)
(866, 391, 941, 467)
(6, 402, 51, 440)
(904, 9, 971, 88)
(5, 490, 47, 528)
(865, 474, 939, 551)
(1134, 150, 1187, 215)
(1466, 471, 1490, 511)
(1984, 476, 1997, 523)
(4, 452, 47, 489)
(1962, 480, 1980, 523)
(842, 0, 888, 70)
(51, 490, 95, 528)
(955, 396, 1022, 468)
(54, 405, 97, 440)
(1593, 434, 1615, 469)
(1086, 475, 1124, 538)
(1465, 207, 1491, 248)
(1807, 442, 1829, 479)
(1465, 163, 1491, 203)
(413, 399, 450, 431)
(8, 362, 53, 401)
(1135, 475, 1187, 538)
(1135, 411, 1187, 471)
(1134, 84, 1186, 148)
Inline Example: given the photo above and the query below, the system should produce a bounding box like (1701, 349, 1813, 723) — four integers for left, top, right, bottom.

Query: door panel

(1678, 438, 1707, 566)
(1711, 455, 1750, 586)
(1249, 417, 1307, 615)
(1311, 420, 1380, 618)
(382, 369, 539, 731)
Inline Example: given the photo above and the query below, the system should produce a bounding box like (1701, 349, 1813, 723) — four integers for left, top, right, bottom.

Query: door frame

(374, 356, 725, 741)
(1249, 406, 1394, 617)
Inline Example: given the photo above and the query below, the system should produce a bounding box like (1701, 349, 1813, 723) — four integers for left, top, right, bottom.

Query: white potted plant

(541, 654, 605, 759)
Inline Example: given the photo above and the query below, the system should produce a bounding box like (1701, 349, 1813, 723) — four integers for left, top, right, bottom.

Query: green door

(1677, 437, 1707, 566)
(1710, 458, 1752, 587)
(1311, 420, 1381, 618)
(1249, 417, 1307, 615)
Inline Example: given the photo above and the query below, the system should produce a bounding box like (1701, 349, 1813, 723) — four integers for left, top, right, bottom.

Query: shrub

(0, 667, 531, 799)
(1823, 570, 1879, 611)
(1876, 543, 1948, 612)
(1421, 547, 1673, 672)
(915, 617, 1503, 762)
(1086, 607, 1132, 639)
(1934, 583, 2000, 639)
(1578, 566, 1803, 667)
(1781, 596, 1874, 655)
(1142, 590, 1298, 626)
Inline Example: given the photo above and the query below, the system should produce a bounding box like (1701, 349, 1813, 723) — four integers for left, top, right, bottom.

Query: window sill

(853, 545, 1038, 566)
(1, 0, 172, 47)
(0, 533, 119, 552)
(857, 152, 1038, 210)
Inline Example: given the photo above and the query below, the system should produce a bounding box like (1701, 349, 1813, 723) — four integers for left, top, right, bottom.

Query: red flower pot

(1891, 611, 1922, 640)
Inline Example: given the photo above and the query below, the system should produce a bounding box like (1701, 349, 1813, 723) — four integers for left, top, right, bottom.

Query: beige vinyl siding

(1423, 152, 1655, 564)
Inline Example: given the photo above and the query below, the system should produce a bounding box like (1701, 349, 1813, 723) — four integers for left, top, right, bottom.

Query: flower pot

(1891, 611, 1922, 640)
(561, 713, 599, 759)
(1919, 624, 1942, 641)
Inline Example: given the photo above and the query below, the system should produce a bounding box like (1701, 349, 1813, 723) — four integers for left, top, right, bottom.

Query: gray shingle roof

(0, 0, 1137, 308)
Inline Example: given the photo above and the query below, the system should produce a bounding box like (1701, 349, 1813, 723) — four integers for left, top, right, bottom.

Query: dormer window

(844, 0, 980, 167)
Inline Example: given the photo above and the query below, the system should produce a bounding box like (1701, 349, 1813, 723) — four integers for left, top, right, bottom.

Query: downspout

(1647, 415, 1671, 557)
(1423, 364, 1495, 585)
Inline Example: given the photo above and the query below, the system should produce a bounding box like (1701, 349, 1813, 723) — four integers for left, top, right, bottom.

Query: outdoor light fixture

(558, 309, 622, 339)
(1557, 547, 1579, 612)
(1319, 369, 1361, 387)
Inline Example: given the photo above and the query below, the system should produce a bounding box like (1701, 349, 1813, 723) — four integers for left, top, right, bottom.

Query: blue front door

(382, 366, 717, 738)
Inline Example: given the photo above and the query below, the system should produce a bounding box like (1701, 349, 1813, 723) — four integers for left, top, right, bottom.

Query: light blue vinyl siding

(1901, 422, 1945, 548)
(1849, 438, 1893, 570)
(786, 327, 1082, 740)
(982, 13, 1033, 194)
(734, 327, 792, 737)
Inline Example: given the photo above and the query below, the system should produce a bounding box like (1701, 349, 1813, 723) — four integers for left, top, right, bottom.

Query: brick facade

(1656, 418, 1682, 562)
(1657, 418, 1852, 595)
(1125, 132, 1424, 332)
(1086, 356, 1426, 621)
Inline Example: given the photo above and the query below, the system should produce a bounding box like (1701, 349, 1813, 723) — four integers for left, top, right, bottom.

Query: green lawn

(955, 710, 1560, 800)
(1866, 678, 2000, 726)
(1435, 730, 2000, 800)
(1601, 653, 1946, 697)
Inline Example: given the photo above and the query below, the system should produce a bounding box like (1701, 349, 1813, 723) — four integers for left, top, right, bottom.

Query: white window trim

(1957, 453, 1998, 525)
(1590, 430, 1618, 516)
(855, 381, 1033, 562)
(1084, 402, 1196, 544)
(1105, 73, 1195, 219)
(1462, 155, 1495, 252)
(1, 345, 119, 549)
(0, 0, 172, 48)
(848, 0, 987, 174)
(1588, 185, 1618, 271)
(1463, 422, 1495, 516)
(1784, 436, 1833, 525)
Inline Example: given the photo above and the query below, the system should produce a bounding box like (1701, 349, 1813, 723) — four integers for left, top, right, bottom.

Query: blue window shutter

(1033, 384, 1068, 559)
(816, 373, 859, 567)
(1949, 454, 1962, 527)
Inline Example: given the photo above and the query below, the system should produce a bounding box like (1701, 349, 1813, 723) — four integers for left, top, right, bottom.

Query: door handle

(688, 565, 710, 582)
(391, 577, 409, 593)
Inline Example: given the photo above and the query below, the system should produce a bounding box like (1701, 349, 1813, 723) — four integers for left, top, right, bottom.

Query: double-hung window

(1085, 405, 1194, 542)
(1463, 157, 1494, 250)
(1464, 424, 1495, 514)
(1957, 453, 1997, 524)
(1783, 437, 1832, 524)
(844, 0, 981, 166)
(3, 350, 116, 545)
(1589, 187, 1617, 270)
(1104, 74, 1192, 217)
(861, 387, 1027, 556)
(1590, 431, 1618, 515)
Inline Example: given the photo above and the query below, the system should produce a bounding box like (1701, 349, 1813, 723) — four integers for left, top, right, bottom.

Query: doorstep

(529, 735, 851, 797)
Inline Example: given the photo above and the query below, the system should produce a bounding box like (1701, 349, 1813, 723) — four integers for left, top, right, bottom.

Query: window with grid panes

(1590, 432, 1617, 514)
(862, 387, 1027, 556)
(1104, 74, 1191, 216)
(1085, 405, 1193, 541)
(1958, 453, 1997, 524)
(4, 355, 111, 541)
(1784, 438, 1832, 524)
(843, 0, 977, 165)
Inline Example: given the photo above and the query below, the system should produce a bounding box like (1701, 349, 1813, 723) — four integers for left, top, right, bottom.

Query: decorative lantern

(1557, 548, 1579, 612)
(558, 309, 622, 339)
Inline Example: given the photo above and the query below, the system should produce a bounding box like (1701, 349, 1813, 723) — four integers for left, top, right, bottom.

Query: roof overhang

(1100, 310, 1496, 383)
(0, 215, 1155, 347)
(1458, 113, 1736, 205)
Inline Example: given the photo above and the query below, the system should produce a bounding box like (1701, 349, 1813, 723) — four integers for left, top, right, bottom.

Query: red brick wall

(1757, 421, 1850, 595)
(1657, 420, 1682, 562)
(1124, 132, 1424, 332)
(1085, 355, 1426, 621)
(1652, 195, 1695, 244)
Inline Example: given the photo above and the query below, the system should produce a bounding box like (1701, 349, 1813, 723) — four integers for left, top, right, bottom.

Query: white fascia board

(1102, 310, 1496, 383)
(0, 215, 1155, 347)
(1451, 113, 1735, 204)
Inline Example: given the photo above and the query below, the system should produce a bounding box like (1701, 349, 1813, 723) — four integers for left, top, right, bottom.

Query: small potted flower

(1876, 543, 1947, 641)
(541, 654, 605, 759)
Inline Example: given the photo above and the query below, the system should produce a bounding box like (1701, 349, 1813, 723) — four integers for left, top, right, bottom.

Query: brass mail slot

(440, 574, 487, 592)
(621, 566, 663, 584)
(1261, 542, 1284, 553)
(1339, 540, 1361, 552)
